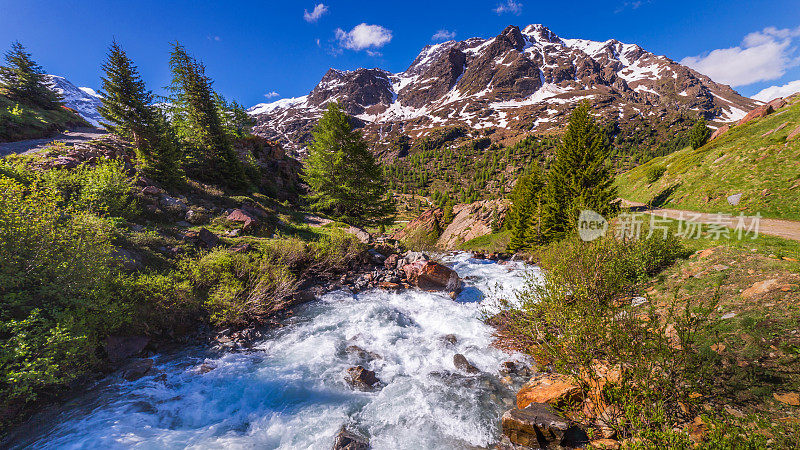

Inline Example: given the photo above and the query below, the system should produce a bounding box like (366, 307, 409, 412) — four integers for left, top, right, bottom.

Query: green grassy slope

(0, 94, 89, 142)
(616, 97, 800, 220)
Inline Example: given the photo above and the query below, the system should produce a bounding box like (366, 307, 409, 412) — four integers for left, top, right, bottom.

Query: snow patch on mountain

(44, 75, 103, 127)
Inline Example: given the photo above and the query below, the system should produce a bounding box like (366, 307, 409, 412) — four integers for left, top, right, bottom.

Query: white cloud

(432, 29, 456, 41)
(752, 79, 800, 101)
(334, 23, 392, 51)
(494, 0, 522, 15)
(681, 26, 800, 87)
(207, 35, 221, 42)
(303, 4, 328, 23)
(264, 91, 280, 99)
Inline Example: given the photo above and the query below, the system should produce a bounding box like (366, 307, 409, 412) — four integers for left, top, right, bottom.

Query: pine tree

(168, 43, 243, 187)
(98, 41, 181, 183)
(540, 102, 617, 242)
(689, 117, 711, 149)
(303, 102, 395, 226)
(0, 41, 61, 109)
(506, 166, 545, 252)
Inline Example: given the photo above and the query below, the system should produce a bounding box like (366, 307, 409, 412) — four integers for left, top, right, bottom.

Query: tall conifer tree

(0, 41, 61, 109)
(98, 41, 181, 183)
(541, 102, 617, 242)
(506, 166, 545, 252)
(168, 43, 243, 187)
(303, 102, 395, 226)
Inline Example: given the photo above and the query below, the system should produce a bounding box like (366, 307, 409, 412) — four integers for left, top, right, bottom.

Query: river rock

(345, 366, 381, 391)
(501, 402, 587, 448)
(517, 373, 581, 409)
(453, 354, 480, 374)
(333, 427, 370, 449)
(105, 335, 149, 363)
(402, 260, 462, 295)
(122, 358, 154, 381)
(384, 254, 400, 270)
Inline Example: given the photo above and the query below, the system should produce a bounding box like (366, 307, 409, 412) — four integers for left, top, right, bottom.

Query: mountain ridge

(249, 24, 761, 157)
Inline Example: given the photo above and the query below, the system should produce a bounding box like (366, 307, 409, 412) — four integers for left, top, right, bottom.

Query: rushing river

(8, 253, 539, 450)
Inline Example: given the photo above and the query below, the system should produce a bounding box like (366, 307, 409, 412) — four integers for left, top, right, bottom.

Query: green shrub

(645, 165, 667, 184)
(38, 159, 138, 218)
(0, 176, 120, 413)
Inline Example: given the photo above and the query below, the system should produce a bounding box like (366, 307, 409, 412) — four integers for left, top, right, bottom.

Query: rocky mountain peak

(249, 24, 761, 157)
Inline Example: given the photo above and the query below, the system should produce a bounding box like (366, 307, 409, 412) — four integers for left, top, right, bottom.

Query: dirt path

(620, 199, 800, 242)
(0, 127, 106, 157)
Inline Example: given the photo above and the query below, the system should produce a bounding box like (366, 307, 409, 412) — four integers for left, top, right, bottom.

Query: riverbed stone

(501, 402, 586, 448)
(122, 358, 154, 381)
(454, 353, 480, 374)
(333, 427, 370, 449)
(345, 366, 381, 391)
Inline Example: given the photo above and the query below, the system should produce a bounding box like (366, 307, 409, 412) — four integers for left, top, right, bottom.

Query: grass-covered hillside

(616, 95, 800, 220)
(0, 93, 89, 142)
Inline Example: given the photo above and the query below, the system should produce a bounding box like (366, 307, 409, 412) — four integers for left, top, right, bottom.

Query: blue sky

(1, 0, 799, 106)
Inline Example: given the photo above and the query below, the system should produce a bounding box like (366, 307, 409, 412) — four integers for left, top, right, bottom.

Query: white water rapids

(8, 253, 540, 449)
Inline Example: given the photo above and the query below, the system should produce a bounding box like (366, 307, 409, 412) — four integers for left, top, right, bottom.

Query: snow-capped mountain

(249, 24, 760, 155)
(44, 75, 103, 127)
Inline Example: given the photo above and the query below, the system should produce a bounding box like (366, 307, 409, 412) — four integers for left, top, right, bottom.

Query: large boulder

(767, 97, 787, 110)
(227, 209, 258, 230)
(709, 124, 729, 141)
(402, 260, 462, 295)
(122, 358, 154, 381)
(737, 104, 774, 126)
(787, 123, 800, 141)
(104, 335, 149, 363)
(501, 403, 587, 448)
(517, 373, 581, 409)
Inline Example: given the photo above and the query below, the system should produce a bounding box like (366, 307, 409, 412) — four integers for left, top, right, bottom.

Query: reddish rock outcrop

(709, 124, 730, 141)
(516, 373, 581, 409)
(737, 104, 774, 126)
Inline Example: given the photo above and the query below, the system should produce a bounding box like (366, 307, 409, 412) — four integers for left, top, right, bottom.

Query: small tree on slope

(98, 41, 182, 184)
(0, 41, 62, 109)
(689, 117, 711, 149)
(303, 103, 395, 226)
(541, 102, 617, 242)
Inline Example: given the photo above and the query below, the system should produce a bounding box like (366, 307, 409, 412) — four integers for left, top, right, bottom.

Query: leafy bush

(644, 164, 667, 184)
(0, 177, 119, 412)
(492, 234, 733, 445)
(181, 231, 364, 326)
(38, 159, 138, 218)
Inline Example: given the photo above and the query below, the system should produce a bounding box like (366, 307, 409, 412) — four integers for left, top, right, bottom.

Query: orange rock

(774, 392, 800, 406)
(686, 416, 709, 444)
(516, 373, 581, 409)
(741, 279, 780, 299)
(709, 124, 730, 141)
(694, 248, 714, 259)
(737, 104, 774, 126)
(590, 438, 621, 449)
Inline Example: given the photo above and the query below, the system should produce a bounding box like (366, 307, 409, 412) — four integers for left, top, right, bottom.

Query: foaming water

(8, 253, 539, 450)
